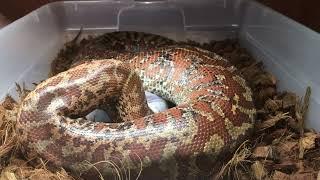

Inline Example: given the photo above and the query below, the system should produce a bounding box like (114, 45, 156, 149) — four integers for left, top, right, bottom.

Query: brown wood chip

(282, 92, 297, 109)
(301, 133, 319, 150)
(252, 146, 278, 160)
(289, 172, 315, 180)
(272, 170, 290, 180)
(257, 112, 291, 131)
(251, 161, 267, 180)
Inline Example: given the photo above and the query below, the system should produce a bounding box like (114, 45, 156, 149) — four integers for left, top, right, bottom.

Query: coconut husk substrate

(0, 31, 319, 180)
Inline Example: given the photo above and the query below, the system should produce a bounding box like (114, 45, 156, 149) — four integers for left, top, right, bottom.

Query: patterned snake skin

(50, 31, 177, 76)
(17, 32, 256, 179)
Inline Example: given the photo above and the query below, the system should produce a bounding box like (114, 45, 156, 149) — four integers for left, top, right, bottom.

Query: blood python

(17, 32, 256, 179)
(50, 31, 176, 76)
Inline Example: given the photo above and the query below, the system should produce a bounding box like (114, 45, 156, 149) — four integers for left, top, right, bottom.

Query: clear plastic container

(0, 0, 319, 130)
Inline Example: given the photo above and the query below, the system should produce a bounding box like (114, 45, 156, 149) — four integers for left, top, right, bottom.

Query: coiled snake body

(17, 32, 256, 179)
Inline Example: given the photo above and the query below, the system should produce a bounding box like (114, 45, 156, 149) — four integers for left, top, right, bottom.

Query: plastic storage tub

(0, 0, 319, 131)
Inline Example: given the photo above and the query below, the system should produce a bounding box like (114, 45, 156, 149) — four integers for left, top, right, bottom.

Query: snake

(17, 32, 256, 179)
(50, 31, 176, 76)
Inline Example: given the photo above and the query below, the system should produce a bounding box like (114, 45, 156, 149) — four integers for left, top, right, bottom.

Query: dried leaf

(257, 112, 291, 131)
(287, 117, 300, 132)
(240, 62, 261, 79)
(301, 133, 318, 150)
(0, 106, 5, 125)
(2, 96, 16, 110)
(295, 86, 311, 139)
(14, 83, 22, 96)
(217, 140, 252, 179)
(272, 170, 290, 180)
(282, 92, 297, 109)
(264, 99, 282, 112)
(299, 132, 319, 159)
(295, 87, 311, 159)
(270, 129, 296, 146)
(276, 141, 298, 159)
(273, 160, 298, 174)
(251, 161, 267, 180)
(253, 72, 277, 86)
(267, 128, 289, 142)
(252, 146, 278, 160)
(256, 87, 276, 101)
(0, 171, 17, 180)
(2, 158, 75, 180)
(290, 172, 315, 180)
(14, 83, 31, 101)
(259, 160, 274, 171)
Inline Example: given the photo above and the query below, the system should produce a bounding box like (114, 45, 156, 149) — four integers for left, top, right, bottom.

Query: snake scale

(17, 32, 256, 179)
